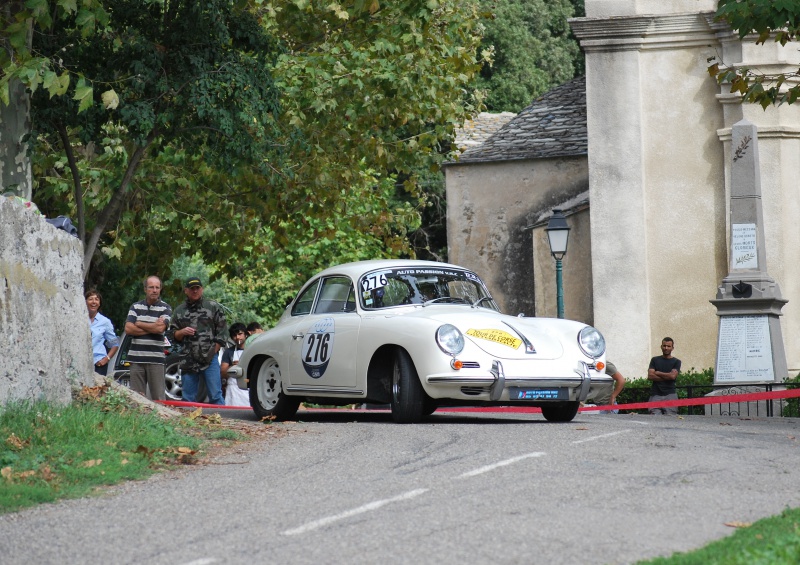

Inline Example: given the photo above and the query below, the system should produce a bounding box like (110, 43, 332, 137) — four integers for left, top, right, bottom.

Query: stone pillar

(571, 4, 726, 377)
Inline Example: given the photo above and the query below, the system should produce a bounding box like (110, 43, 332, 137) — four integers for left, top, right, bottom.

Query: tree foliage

(26, 0, 284, 276)
(475, 0, 582, 112)
(709, 0, 800, 107)
(0, 0, 108, 106)
(23, 1, 486, 326)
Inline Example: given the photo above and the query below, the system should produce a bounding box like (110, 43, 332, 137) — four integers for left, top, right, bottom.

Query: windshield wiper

(422, 296, 470, 307)
(472, 296, 495, 309)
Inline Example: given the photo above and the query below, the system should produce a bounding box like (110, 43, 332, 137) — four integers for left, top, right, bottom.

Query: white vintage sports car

(228, 260, 609, 423)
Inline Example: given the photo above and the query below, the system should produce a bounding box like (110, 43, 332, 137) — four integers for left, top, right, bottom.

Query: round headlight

(578, 326, 606, 358)
(436, 324, 465, 356)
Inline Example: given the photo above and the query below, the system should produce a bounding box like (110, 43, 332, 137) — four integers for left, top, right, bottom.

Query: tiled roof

(451, 76, 587, 164)
(454, 112, 516, 152)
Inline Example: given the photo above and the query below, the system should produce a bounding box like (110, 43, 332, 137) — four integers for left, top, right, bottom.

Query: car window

(314, 276, 356, 314)
(292, 279, 320, 316)
(359, 267, 498, 310)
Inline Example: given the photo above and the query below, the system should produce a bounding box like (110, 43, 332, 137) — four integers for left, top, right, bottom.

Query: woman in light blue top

(86, 289, 119, 376)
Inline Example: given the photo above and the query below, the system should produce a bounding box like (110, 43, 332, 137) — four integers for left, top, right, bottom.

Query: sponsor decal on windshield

(466, 328, 522, 349)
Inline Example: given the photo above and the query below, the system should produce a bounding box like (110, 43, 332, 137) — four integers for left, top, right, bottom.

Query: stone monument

(710, 119, 788, 385)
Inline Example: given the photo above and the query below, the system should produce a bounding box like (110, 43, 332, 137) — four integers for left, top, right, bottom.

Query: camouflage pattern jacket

(170, 298, 228, 372)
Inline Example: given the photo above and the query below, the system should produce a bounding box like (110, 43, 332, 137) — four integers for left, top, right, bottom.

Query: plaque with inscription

(731, 223, 758, 270)
(715, 315, 774, 383)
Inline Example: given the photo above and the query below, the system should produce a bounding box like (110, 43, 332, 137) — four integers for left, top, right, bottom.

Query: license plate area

(509, 387, 568, 400)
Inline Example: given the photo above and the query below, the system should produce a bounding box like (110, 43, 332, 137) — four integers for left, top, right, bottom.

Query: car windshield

(359, 266, 498, 311)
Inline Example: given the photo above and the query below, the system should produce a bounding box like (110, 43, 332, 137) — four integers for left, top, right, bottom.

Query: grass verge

(0, 382, 245, 514)
(638, 506, 800, 563)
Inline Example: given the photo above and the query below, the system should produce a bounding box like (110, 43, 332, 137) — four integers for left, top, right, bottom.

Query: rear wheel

(541, 402, 580, 422)
(164, 355, 183, 400)
(250, 357, 300, 420)
(391, 349, 425, 423)
(165, 355, 207, 402)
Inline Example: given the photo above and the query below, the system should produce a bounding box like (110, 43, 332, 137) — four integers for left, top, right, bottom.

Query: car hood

(395, 307, 586, 360)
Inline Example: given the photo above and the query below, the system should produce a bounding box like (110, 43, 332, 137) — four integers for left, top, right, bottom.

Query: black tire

(250, 357, 300, 420)
(391, 349, 425, 423)
(422, 398, 437, 416)
(541, 402, 580, 422)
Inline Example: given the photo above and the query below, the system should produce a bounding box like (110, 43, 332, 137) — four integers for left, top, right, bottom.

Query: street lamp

(545, 209, 571, 319)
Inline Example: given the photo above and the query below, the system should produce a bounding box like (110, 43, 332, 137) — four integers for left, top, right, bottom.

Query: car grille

(460, 361, 481, 369)
(461, 386, 490, 396)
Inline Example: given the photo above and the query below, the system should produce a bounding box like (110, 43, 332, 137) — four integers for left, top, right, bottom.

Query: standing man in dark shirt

(647, 337, 681, 415)
(170, 277, 227, 405)
(125, 276, 171, 400)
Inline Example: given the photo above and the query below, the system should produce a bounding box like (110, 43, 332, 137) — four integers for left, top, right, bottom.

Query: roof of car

(314, 259, 473, 280)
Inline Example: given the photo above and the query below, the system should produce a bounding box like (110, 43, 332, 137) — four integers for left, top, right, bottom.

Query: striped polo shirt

(126, 299, 172, 364)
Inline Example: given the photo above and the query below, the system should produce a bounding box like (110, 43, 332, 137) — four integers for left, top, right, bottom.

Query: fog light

(450, 359, 463, 370)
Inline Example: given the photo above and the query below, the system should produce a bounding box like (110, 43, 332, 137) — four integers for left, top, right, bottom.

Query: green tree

(14, 0, 487, 321)
(475, 0, 582, 112)
(1, 0, 108, 199)
(709, 0, 800, 107)
(26, 0, 283, 277)
(263, 0, 484, 243)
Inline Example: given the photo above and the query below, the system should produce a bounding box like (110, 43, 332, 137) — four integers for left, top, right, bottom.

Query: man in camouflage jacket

(170, 277, 227, 404)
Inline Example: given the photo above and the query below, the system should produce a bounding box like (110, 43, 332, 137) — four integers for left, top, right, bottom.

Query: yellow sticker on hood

(466, 328, 522, 349)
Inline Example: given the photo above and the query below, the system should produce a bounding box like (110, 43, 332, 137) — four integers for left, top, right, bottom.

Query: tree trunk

(0, 2, 32, 200)
(83, 136, 155, 279)
(57, 124, 86, 243)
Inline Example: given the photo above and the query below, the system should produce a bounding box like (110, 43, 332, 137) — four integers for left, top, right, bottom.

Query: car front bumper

(425, 360, 600, 403)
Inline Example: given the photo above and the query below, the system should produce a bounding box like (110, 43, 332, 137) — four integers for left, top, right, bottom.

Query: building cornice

(570, 11, 720, 52)
(717, 125, 800, 142)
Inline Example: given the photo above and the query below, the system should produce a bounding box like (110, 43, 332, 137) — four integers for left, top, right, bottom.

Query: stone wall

(445, 156, 590, 318)
(0, 198, 94, 405)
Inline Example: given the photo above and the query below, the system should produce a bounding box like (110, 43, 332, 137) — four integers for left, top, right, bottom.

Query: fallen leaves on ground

(77, 384, 110, 401)
(79, 459, 103, 468)
(724, 521, 752, 528)
(5, 433, 27, 449)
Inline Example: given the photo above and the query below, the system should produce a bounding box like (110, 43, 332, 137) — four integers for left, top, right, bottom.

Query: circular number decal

(301, 318, 335, 378)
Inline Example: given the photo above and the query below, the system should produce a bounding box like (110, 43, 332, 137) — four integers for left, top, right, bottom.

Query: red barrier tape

(158, 388, 800, 414)
(160, 400, 251, 410)
(580, 387, 800, 413)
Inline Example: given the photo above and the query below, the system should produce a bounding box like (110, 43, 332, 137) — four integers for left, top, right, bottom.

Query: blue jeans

(182, 355, 224, 405)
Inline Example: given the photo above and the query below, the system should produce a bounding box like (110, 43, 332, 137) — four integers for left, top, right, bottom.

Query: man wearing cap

(170, 277, 227, 405)
(124, 275, 171, 400)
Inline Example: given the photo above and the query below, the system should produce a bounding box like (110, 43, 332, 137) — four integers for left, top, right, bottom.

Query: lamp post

(545, 209, 571, 319)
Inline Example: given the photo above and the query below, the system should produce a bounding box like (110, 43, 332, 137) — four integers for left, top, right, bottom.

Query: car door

(286, 276, 361, 391)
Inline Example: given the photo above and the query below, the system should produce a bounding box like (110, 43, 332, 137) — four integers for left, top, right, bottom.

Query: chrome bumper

(427, 360, 594, 402)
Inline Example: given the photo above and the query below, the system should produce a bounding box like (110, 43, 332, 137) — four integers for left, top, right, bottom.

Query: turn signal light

(595, 361, 605, 372)
(451, 359, 463, 370)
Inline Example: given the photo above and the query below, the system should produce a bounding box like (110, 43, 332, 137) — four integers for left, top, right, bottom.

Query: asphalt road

(2, 410, 799, 565)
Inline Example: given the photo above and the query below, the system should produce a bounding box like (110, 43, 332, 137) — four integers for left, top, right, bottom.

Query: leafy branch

(708, 0, 800, 108)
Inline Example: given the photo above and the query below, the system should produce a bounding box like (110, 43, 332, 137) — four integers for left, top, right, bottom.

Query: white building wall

(570, 5, 800, 379)
(574, 9, 728, 379)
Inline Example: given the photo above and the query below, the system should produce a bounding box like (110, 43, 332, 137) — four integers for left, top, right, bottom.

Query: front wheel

(250, 357, 300, 421)
(391, 349, 425, 423)
(541, 402, 580, 422)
